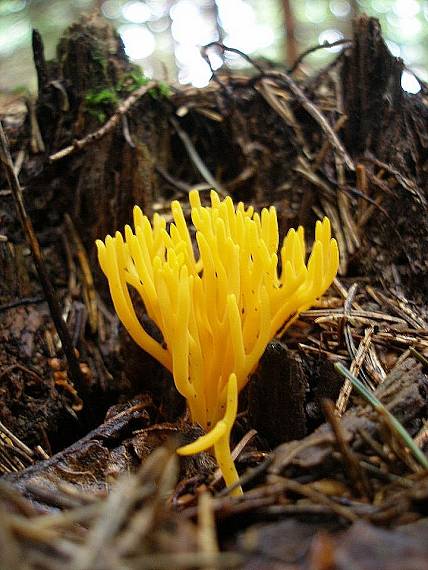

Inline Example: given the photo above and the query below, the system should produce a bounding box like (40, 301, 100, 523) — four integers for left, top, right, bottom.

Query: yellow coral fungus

(96, 190, 339, 495)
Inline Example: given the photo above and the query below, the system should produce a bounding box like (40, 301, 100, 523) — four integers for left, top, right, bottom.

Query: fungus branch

(97, 190, 339, 493)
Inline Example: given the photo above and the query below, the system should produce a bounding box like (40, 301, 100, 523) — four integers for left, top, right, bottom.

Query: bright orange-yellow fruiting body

(96, 190, 339, 495)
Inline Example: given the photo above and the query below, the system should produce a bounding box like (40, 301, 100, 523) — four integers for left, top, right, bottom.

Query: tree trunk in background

(350, 0, 359, 19)
(211, 0, 224, 44)
(282, 0, 298, 68)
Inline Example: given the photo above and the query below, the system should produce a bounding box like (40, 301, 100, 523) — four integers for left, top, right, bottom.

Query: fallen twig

(49, 81, 157, 161)
(322, 399, 372, 498)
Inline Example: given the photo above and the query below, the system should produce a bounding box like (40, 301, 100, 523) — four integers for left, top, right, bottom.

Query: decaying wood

(0, 123, 86, 402)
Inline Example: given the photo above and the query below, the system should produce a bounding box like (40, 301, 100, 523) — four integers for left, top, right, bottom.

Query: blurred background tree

(0, 0, 426, 94)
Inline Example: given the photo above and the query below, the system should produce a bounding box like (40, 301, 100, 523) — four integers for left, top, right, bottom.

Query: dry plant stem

(0, 296, 45, 313)
(322, 399, 372, 499)
(288, 38, 352, 73)
(0, 122, 86, 400)
(202, 41, 265, 74)
(0, 442, 31, 472)
(115, 452, 178, 556)
(308, 309, 406, 324)
(0, 451, 20, 474)
(270, 477, 358, 523)
(341, 326, 374, 412)
(336, 283, 375, 415)
(296, 159, 336, 198)
(409, 347, 428, 369)
(64, 214, 98, 333)
(216, 456, 273, 499)
(0, 421, 33, 459)
(129, 552, 242, 569)
(0, 363, 43, 385)
(343, 288, 376, 388)
(203, 41, 354, 171)
(71, 448, 173, 570)
(336, 164, 360, 252)
(313, 114, 348, 170)
(211, 429, 258, 491)
(282, 0, 298, 67)
(155, 164, 194, 192)
(298, 343, 346, 361)
(256, 79, 310, 157)
(26, 99, 45, 154)
(356, 162, 369, 222)
(169, 116, 226, 195)
(366, 344, 386, 384)
(367, 287, 426, 329)
(414, 419, 428, 451)
(360, 155, 426, 205)
(265, 70, 354, 171)
(49, 81, 157, 161)
(0, 505, 27, 570)
(197, 492, 219, 570)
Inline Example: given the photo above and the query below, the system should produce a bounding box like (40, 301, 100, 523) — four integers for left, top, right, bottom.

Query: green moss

(149, 81, 172, 99)
(85, 87, 119, 123)
(91, 44, 109, 76)
(117, 69, 150, 93)
(116, 69, 172, 99)
(85, 88, 119, 105)
(84, 69, 171, 123)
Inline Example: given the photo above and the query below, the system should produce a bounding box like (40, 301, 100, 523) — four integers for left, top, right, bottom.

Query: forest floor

(0, 13, 428, 570)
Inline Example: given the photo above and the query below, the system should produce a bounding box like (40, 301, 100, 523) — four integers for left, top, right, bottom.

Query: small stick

(64, 214, 98, 334)
(0, 122, 86, 401)
(359, 155, 425, 205)
(211, 429, 258, 488)
(414, 419, 428, 451)
(0, 295, 45, 313)
(336, 326, 375, 415)
(0, 420, 34, 458)
(322, 399, 372, 499)
(313, 114, 348, 170)
(197, 492, 219, 570)
(356, 162, 368, 222)
(216, 455, 273, 498)
(409, 347, 428, 369)
(274, 477, 359, 522)
(288, 39, 352, 73)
